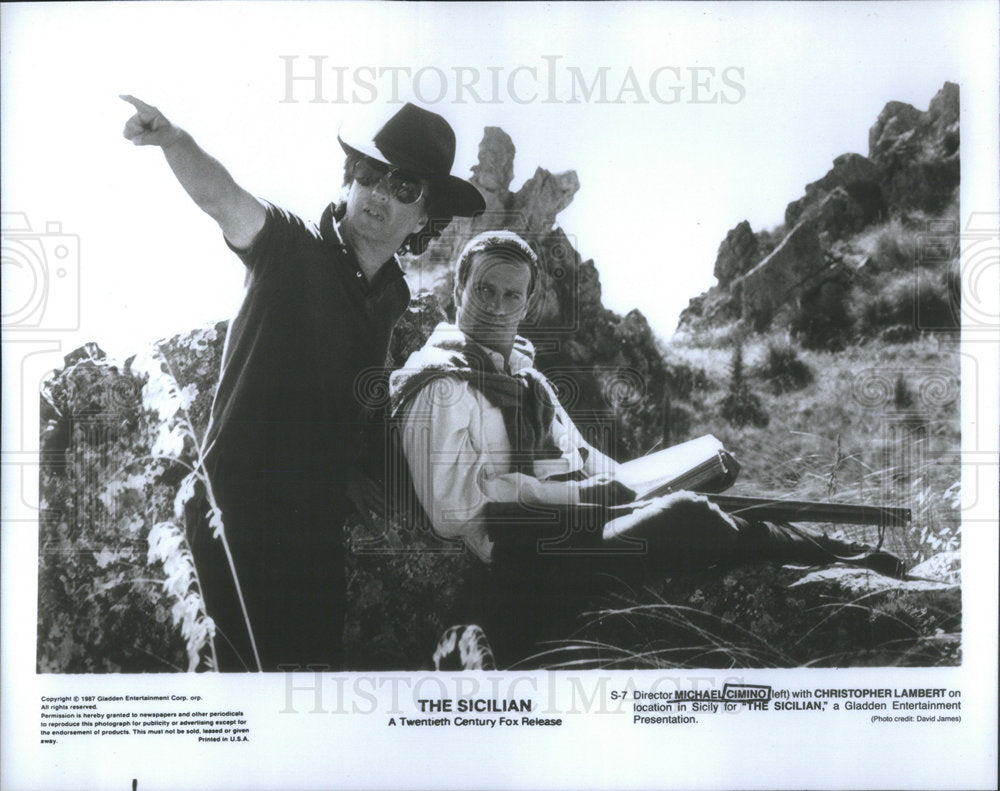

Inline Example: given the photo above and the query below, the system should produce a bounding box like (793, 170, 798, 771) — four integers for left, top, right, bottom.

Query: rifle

(616, 435, 911, 526)
(702, 494, 910, 527)
(485, 495, 910, 547)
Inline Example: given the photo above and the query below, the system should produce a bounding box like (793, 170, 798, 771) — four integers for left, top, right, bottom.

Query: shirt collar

(426, 323, 535, 374)
(505, 344, 533, 374)
(320, 203, 405, 293)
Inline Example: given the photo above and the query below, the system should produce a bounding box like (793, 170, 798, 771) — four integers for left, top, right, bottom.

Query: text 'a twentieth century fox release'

(387, 697, 564, 729)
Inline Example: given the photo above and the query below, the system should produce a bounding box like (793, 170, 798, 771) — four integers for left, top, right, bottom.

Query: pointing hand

(120, 94, 181, 147)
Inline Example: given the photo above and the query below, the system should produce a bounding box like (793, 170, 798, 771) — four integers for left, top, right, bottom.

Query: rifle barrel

(705, 494, 911, 526)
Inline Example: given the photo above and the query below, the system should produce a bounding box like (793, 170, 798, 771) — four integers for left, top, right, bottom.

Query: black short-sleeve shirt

(202, 201, 410, 502)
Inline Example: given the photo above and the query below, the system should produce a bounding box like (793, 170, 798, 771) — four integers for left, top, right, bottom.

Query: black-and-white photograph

(2, 2, 997, 789)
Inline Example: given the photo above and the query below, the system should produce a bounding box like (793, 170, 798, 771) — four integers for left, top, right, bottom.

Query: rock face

(510, 168, 581, 236)
(737, 220, 825, 331)
(785, 152, 884, 234)
(678, 82, 960, 336)
(469, 126, 516, 212)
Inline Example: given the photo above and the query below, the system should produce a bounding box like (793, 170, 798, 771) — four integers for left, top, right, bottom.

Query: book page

(616, 434, 724, 497)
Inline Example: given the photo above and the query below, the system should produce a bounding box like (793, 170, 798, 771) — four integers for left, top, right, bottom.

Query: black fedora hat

(338, 103, 485, 218)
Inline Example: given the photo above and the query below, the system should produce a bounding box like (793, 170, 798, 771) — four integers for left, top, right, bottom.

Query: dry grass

(664, 331, 960, 565)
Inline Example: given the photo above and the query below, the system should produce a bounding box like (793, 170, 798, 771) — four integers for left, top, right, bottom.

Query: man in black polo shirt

(122, 96, 484, 670)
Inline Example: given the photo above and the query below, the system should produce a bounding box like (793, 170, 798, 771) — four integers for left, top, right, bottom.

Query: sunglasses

(350, 157, 425, 205)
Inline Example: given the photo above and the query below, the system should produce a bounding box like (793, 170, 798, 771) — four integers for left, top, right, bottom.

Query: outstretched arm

(120, 94, 266, 249)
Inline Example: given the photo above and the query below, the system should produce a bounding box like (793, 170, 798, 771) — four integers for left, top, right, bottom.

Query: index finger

(119, 94, 156, 115)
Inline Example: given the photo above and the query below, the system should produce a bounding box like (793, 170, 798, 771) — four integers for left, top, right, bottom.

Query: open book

(613, 435, 910, 527)
(615, 434, 741, 499)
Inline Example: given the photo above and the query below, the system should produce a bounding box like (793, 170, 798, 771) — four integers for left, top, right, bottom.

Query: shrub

(759, 342, 814, 394)
(720, 343, 769, 428)
(855, 268, 958, 340)
(791, 274, 854, 351)
(661, 400, 695, 447)
(663, 359, 712, 401)
(913, 269, 960, 331)
(872, 218, 919, 271)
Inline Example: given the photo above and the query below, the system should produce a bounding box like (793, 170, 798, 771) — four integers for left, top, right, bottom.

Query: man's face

(456, 249, 532, 354)
(343, 158, 429, 249)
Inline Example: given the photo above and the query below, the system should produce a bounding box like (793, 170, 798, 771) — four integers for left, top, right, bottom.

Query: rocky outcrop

(713, 220, 759, 287)
(38, 340, 210, 672)
(870, 84, 959, 164)
(785, 152, 884, 237)
(677, 82, 960, 337)
(736, 219, 826, 331)
(35, 124, 675, 671)
(469, 126, 516, 212)
(867, 82, 959, 215)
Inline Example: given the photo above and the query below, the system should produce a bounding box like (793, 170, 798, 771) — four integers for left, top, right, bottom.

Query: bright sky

(0, 1, 994, 361)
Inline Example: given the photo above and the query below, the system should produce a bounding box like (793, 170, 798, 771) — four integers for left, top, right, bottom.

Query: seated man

(389, 230, 905, 665)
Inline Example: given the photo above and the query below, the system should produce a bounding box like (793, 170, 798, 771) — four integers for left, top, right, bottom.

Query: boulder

(908, 550, 960, 585)
(869, 101, 926, 162)
(713, 220, 758, 287)
(510, 167, 581, 236)
(737, 219, 826, 331)
(815, 186, 872, 241)
(469, 126, 516, 212)
(868, 82, 960, 214)
(784, 153, 884, 232)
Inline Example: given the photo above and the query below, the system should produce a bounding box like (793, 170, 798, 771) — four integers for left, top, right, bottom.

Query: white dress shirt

(398, 327, 617, 563)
